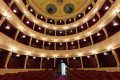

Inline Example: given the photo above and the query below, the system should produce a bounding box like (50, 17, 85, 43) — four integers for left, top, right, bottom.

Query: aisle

(56, 75, 68, 80)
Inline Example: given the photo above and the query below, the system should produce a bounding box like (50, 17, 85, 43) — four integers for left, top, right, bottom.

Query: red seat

(14, 78, 23, 80)
(0, 78, 4, 80)
(42, 77, 50, 80)
(111, 76, 120, 80)
(6, 78, 14, 80)
(74, 77, 82, 80)
(83, 77, 91, 80)
(3, 75, 9, 77)
(33, 77, 42, 80)
(24, 78, 32, 80)
(92, 77, 101, 80)
(102, 77, 110, 80)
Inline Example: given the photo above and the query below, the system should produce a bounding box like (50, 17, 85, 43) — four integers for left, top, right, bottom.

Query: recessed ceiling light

(48, 42, 51, 45)
(60, 43, 62, 45)
(38, 27, 41, 30)
(113, 22, 118, 26)
(50, 20, 53, 22)
(93, 18, 96, 22)
(87, 56, 90, 58)
(26, 21, 29, 24)
(47, 58, 50, 60)
(30, 9, 33, 12)
(60, 31, 62, 33)
(104, 52, 108, 55)
(60, 20, 62, 23)
(33, 56, 36, 59)
(83, 38, 86, 41)
(81, 26, 84, 29)
(97, 33, 101, 36)
(36, 40, 39, 43)
(13, 9, 17, 13)
(41, 16, 43, 19)
(88, 7, 91, 10)
(5, 26, 10, 30)
(16, 54, 20, 57)
(69, 19, 72, 22)
(105, 6, 109, 10)
(22, 35, 26, 38)
(73, 57, 76, 59)
(71, 42, 74, 44)
(78, 14, 81, 17)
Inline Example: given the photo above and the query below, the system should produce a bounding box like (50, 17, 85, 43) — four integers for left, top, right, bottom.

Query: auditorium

(0, 0, 120, 80)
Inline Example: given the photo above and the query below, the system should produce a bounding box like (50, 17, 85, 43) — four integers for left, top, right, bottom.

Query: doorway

(61, 60, 67, 75)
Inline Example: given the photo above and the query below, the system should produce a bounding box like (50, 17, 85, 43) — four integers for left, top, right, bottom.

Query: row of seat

(66, 69, 120, 80)
(0, 70, 56, 80)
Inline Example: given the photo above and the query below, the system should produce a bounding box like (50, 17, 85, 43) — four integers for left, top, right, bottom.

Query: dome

(0, 0, 120, 79)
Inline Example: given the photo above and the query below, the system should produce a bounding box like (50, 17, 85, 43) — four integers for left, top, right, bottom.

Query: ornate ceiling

(27, 0, 93, 19)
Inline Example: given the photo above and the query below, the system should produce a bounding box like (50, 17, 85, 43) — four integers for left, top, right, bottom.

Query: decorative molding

(95, 54, 100, 68)
(80, 56, 83, 69)
(40, 57, 43, 69)
(28, 0, 91, 19)
(24, 56, 28, 69)
(4, 52, 12, 69)
(112, 50, 120, 68)
(0, 69, 52, 75)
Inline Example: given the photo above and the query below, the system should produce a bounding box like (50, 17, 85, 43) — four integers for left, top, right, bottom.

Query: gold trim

(40, 57, 43, 69)
(4, 52, 12, 69)
(24, 55, 28, 69)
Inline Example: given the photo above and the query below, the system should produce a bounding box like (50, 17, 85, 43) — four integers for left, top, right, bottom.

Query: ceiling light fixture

(60, 43, 62, 45)
(93, 18, 96, 22)
(13, 9, 17, 13)
(104, 52, 108, 55)
(81, 26, 84, 29)
(87, 56, 90, 58)
(78, 14, 81, 17)
(33, 56, 36, 59)
(48, 42, 51, 45)
(22, 35, 26, 38)
(88, 7, 91, 10)
(83, 38, 87, 41)
(5, 26, 10, 30)
(36, 40, 39, 43)
(97, 33, 101, 36)
(30, 9, 33, 12)
(71, 42, 74, 44)
(16, 54, 20, 57)
(26, 21, 29, 24)
(73, 57, 76, 59)
(113, 22, 118, 26)
(47, 58, 50, 60)
(41, 16, 43, 19)
(38, 27, 41, 30)
(105, 6, 109, 10)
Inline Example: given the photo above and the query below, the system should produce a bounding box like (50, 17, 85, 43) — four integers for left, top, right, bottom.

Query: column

(24, 55, 28, 69)
(4, 51, 12, 69)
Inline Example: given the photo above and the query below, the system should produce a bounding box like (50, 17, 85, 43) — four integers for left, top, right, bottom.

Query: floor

(56, 75, 68, 80)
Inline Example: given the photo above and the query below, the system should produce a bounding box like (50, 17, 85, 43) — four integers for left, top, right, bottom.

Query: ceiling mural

(27, 0, 93, 19)
(46, 4, 57, 14)
(64, 4, 74, 13)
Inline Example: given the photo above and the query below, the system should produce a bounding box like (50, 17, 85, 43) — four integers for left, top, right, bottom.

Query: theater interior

(0, 0, 120, 80)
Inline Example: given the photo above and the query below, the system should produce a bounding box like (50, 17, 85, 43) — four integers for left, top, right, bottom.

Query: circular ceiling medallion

(64, 4, 74, 13)
(28, 0, 91, 19)
(46, 4, 57, 14)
